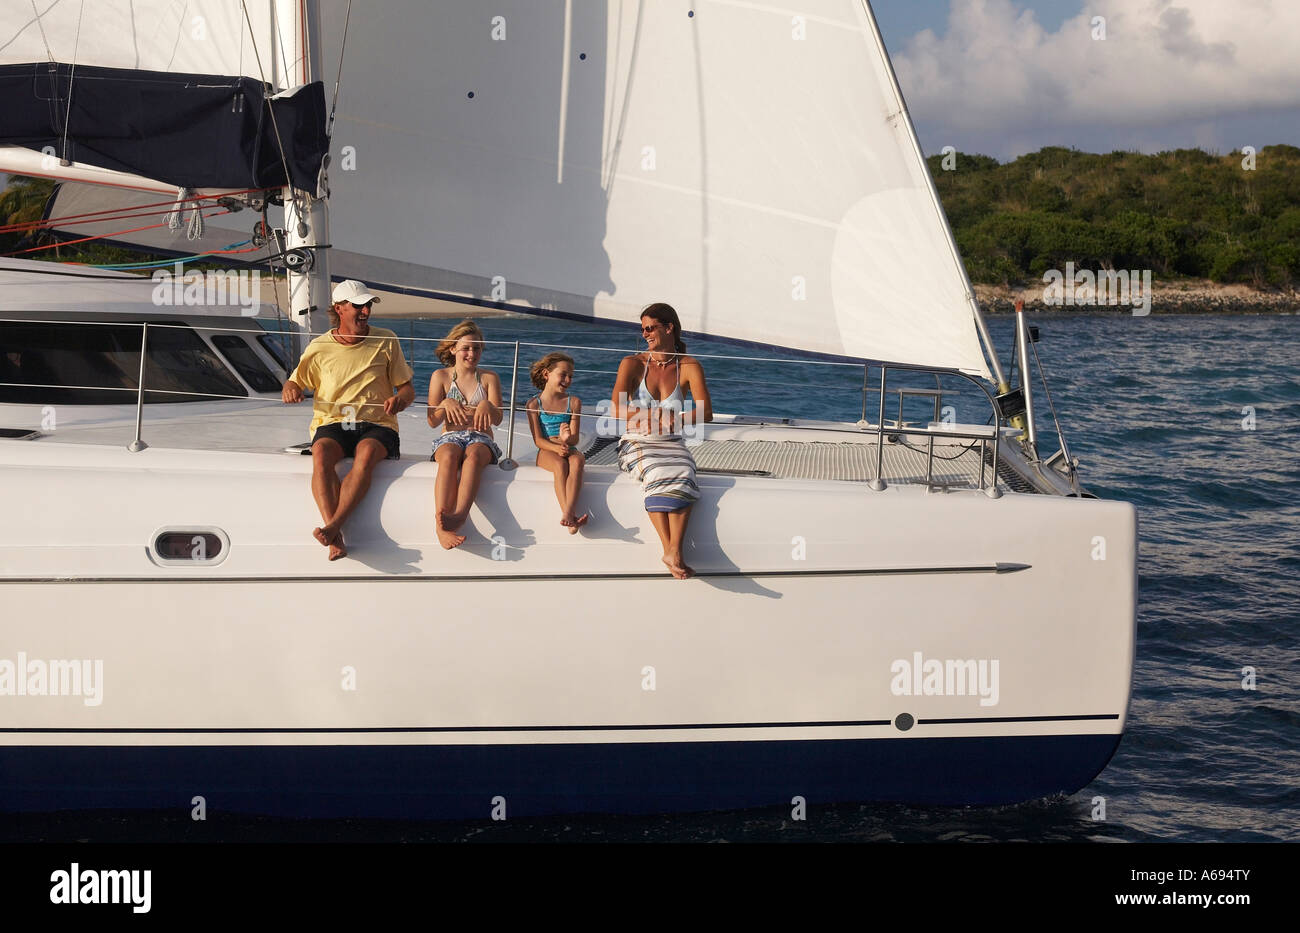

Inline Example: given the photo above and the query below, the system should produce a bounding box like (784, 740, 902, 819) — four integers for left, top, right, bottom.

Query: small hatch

(0, 428, 42, 440)
(149, 527, 229, 566)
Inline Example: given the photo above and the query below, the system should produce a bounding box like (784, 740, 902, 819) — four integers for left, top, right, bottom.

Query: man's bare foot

(328, 534, 348, 561)
(437, 510, 466, 549)
(662, 554, 690, 580)
(313, 524, 340, 547)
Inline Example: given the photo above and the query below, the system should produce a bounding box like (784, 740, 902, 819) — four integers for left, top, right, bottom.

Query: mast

(858, 1, 1008, 390)
(274, 0, 330, 356)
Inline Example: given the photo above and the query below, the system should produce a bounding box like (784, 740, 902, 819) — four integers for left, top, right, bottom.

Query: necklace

(648, 353, 675, 368)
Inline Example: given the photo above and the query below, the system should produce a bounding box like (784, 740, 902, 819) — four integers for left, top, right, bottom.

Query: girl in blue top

(525, 352, 587, 533)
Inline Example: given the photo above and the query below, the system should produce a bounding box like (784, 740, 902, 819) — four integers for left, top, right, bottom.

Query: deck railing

(0, 317, 1007, 494)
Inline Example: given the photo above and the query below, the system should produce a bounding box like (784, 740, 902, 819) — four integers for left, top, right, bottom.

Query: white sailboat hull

(0, 425, 1135, 816)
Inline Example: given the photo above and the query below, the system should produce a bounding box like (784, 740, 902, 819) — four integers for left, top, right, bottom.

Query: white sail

(0, 0, 280, 79)
(0, 0, 315, 192)
(317, 0, 991, 377)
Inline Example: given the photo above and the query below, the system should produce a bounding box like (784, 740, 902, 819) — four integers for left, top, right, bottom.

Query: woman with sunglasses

(611, 303, 713, 579)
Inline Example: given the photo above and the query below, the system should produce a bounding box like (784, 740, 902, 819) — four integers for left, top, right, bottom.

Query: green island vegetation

(4, 144, 1300, 292)
(927, 145, 1300, 289)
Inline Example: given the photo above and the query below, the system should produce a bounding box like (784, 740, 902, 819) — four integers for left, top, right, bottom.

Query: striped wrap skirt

(617, 434, 700, 513)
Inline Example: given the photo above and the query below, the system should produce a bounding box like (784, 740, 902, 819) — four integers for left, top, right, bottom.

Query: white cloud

(895, 0, 1300, 134)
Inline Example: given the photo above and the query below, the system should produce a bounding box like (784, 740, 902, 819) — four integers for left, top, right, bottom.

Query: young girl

(525, 352, 587, 533)
(427, 320, 503, 549)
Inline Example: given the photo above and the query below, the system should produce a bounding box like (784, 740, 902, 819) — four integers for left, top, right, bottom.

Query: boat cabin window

(257, 333, 291, 371)
(212, 335, 281, 392)
(0, 321, 246, 404)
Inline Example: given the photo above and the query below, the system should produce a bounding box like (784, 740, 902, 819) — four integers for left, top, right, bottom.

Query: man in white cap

(282, 280, 415, 560)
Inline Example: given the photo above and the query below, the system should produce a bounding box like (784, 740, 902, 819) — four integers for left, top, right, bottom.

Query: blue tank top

(535, 397, 572, 438)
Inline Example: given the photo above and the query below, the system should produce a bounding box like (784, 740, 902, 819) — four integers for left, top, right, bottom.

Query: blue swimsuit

(534, 397, 574, 438)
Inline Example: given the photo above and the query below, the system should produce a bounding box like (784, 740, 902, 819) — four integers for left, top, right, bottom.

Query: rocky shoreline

(975, 280, 1299, 314)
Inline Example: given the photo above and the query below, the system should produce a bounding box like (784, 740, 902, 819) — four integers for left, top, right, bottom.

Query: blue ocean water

(5, 311, 1297, 842)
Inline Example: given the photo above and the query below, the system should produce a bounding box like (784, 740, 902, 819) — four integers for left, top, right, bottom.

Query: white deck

(1, 396, 1014, 491)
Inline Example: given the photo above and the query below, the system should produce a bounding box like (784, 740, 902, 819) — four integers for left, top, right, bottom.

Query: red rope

(0, 186, 270, 235)
(0, 205, 225, 235)
(1, 209, 234, 256)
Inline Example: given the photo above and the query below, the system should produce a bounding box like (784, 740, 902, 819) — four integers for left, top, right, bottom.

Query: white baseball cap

(331, 279, 381, 305)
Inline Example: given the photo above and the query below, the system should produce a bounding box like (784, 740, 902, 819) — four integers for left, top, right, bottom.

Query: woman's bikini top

(534, 396, 574, 438)
(637, 356, 683, 407)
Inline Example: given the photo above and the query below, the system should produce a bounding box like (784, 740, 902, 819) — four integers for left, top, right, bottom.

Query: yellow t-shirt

(289, 327, 414, 436)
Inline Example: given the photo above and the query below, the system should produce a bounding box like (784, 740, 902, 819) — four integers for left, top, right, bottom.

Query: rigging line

(79, 240, 257, 269)
(0, 204, 231, 235)
(58, 0, 85, 165)
(27, 0, 54, 62)
(239, 0, 298, 198)
(263, 203, 292, 367)
(0, 187, 271, 234)
(1029, 333, 1072, 463)
(325, 0, 353, 140)
(0, 211, 234, 257)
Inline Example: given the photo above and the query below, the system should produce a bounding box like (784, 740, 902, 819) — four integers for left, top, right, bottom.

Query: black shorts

(312, 421, 401, 460)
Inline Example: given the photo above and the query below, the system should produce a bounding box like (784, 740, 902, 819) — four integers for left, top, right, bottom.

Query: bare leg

(311, 439, 344, 558)
(666, 506, 694, 578)
(647, 511, 687, 579)
(434, 444, 466, 549)
(317, 438, 387, 560)
(537, 449, 572, 526)
(447, 444, 492, 529)
(566, 455, 587, 532)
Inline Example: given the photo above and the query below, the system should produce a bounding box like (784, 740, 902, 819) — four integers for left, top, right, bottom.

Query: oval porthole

(149, 527, 229, 567)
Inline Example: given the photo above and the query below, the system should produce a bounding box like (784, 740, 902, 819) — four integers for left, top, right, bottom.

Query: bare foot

(437, 526, 466, 549)
(443, 508, 468, 531)
(662, 554, 690, 580)
(667, 550, 694, 579)
(572, 512, 589, 533)
(328, 534, 348, 561)
(313, 524, 339, 547)
(437, 510, 466, 550)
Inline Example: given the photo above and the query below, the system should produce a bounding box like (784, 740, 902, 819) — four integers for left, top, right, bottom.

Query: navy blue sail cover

(0, 63, 327, 191)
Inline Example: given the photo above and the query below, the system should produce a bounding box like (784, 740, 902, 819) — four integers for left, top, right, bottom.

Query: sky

(872, 0, 1300, 161)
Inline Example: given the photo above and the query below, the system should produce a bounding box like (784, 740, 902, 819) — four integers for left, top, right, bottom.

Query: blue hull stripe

(0, 734, 1123, 817)
(0, 713, 1116, 734)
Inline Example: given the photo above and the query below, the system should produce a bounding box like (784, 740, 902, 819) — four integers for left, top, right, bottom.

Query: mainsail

(316, 0, 992, 377)
(2, 1, 992, 378)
